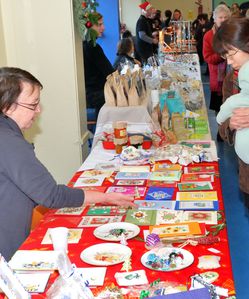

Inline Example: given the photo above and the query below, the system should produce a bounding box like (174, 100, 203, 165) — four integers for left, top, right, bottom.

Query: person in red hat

(135, 1, 158, 63)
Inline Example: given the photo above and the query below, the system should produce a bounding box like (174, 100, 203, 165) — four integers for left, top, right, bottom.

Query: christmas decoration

(121, 255, 132, 272)
(73, 0, 100, 45)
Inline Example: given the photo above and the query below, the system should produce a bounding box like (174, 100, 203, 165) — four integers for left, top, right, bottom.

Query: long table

(12, 155, 236, 298)
(1, 54, 236, 298)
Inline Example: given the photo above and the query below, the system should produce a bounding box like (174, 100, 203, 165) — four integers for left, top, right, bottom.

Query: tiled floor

(202, 66, 249, 299)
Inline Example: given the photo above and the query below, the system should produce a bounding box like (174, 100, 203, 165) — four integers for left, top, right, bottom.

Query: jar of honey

(114, 137, 128, 154)
(113, 121, 127, 139)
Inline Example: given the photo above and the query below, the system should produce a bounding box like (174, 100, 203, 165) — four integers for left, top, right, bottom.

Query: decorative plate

(141, 247, 194, 272)
(80, 243, 132, 266)
(93, 222, 140, 241)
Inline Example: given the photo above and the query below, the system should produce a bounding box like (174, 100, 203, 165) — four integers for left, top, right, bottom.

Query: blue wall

(97, 0, 120, 64)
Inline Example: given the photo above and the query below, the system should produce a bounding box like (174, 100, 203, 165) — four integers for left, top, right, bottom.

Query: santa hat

(139, 1, 152, 11)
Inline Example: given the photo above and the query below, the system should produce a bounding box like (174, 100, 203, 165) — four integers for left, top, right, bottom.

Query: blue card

(175, 201, 219, 211)
(151, 287, 211, 298)
(145, 187, 174, 201)
(134, 200, 176, 210)
(115, 172, 150, 180)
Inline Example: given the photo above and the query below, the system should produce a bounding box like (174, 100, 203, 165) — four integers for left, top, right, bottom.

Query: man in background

(135, 1, 158, 64)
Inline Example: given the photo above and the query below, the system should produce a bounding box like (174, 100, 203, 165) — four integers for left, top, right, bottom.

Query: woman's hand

(83, 191, 137, 208)
(229, 108, 249, 130)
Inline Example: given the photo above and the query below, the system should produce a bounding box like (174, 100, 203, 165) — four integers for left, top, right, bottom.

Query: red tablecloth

(5, 162, 236, 298)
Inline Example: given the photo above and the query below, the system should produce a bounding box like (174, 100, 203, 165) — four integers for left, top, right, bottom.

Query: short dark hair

(213, 17, 249, 56)
(165, 10, 172, 18)
(0, 67, 43, 113)
(197, 13, 208, 21)
(117, 38, 133, 55)
(122, 30, 132, 39)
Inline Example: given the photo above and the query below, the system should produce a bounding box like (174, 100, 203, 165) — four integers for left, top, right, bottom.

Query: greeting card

(147, 180, 177, 188)
(184, 165, 216, 174)
(145, 187, 174, 201)
(175, 201, 219, 211)
(183, 211, 217, 225)
(115, 172, 150, 180)
(178, 182, 213, 191)
(16, 272, 50, 293)
(55, 206, 85, 215)
(176, 191, 218, 201)
(119, 165, 151, 173)
(106, 186, 146, 197)
(77, 267, 107, 286)
(81, 186, 107, 192)
(153, 163, 182, 172)
(134, 200, 176, 210)
(181, 173, 214, 183)
(155, 210, 184, 225)
(78, 216, 123, 227)
(74, 176, 105, 187)
(150, 171, 181, 182)
(114, 179, 146, 186)
(115, 270, 148, 286)
(80, 169, 113, 178)
(41, 228, 83, 244)
(125, 209, 156, 226)
(149, 222, 203, 238)
(87, 206, 127, 216)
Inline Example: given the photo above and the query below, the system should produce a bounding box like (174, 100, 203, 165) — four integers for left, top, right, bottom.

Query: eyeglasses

(221, 49, 240, 59)
(16, 100, 40, 111)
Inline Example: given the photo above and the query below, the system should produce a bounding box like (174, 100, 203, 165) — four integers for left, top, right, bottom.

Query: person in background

(0, 67, 135, 261)
(239, 1, 249, 16)
(122, 30, 141, 62)
(162, 10, 172, 28)
(83, 12, 114, 117)
(194, 13, 212, 65)
(171, 9, 182, 22)
(136, 1, 158, 64)
(203, 4, 231, 141)
(113, 38, 141, 71)
(213, 17, 249, 208)
(230, 2, 241, 16)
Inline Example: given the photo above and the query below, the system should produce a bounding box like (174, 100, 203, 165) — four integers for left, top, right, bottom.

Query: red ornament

(86, 21, 92, 28)
(81, 2, 87, 8)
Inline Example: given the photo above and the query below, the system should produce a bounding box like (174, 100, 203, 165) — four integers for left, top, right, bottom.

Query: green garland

(73, 0, 99, 46)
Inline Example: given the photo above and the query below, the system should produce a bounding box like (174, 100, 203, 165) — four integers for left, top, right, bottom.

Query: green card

(125, 209, 156, 226)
